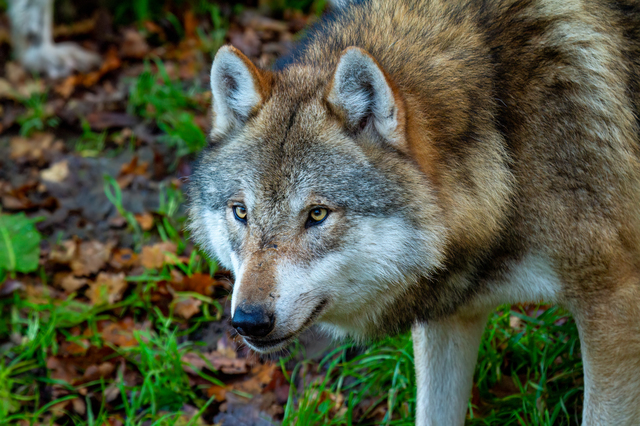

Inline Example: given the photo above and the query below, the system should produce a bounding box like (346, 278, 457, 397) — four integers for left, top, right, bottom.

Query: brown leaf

(53, 17, 96, 37)
(86, 112, 138, 130)
(70, 240, 113, 276)
(140, 242, 177, 269)
(54, 273, 89, 293)
(10, 133, 55, 161)
(173, 273, 226, 296)
(83, 362, 115, 382)
(265, 369, 290, 405)
(86, 272, 127, 305)
(109, 248, 139, 269)
(207, 385, 228, 402)
(120, 156, 149, 177)
(135, 212, 154, 231)
(184, 10, 198, 40)
(79, 46, 120, 87)
(173, 295, 202, 319)
(120, 28, 150, 59)
(47, 356, 79, 384)
(6, 62, 26, 85)
(71, 397, 86, 416)
(108, 216, 128, 228)
(40, 160, 69, 183)
(49, 240, 77, 264)
(50, 398, 72, 418)
(59, 339, 90, 356)
(182, 351, 248, 375)
(55, 75, 78, 98)
(100, 318, 146, 347)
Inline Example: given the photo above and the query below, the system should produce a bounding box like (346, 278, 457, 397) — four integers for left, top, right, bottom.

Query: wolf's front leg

(412, 311, 489, 426)
(8, 0, 100, 78)
(569, 283, 640, 425)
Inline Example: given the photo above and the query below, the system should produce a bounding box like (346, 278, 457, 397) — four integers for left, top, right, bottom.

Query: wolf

(189, 0, 640, 424)
(7, 0, 100, 78)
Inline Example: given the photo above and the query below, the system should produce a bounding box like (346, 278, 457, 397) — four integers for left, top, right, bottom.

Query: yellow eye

(233, 206, 247, 221)
(309, 207, 328, 223)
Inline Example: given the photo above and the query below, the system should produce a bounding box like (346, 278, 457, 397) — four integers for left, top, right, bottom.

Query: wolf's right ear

(210, 46, 266, 134)
(327, 47, 406, 148)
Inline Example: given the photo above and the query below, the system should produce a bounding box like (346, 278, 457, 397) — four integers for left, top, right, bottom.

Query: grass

(282, 306, 582, 426)
(0, 276, 222, 424)
(16, 92, 59, 137)
(127, 61, 207, 162)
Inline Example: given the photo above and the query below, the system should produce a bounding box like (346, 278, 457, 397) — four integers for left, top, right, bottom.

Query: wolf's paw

(21, 42, 101, 79)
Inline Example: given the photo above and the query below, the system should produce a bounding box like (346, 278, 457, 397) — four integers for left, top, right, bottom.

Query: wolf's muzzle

(231, 303, 275, 338)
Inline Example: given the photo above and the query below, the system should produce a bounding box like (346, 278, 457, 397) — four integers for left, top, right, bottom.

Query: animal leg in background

(8, 0, 101, 78)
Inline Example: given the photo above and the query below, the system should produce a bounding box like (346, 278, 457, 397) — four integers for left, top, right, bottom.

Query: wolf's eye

(307, 207, 328, 227)
(233, 206, 247, 223)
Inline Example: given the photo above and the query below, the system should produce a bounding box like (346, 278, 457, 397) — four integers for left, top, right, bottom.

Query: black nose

(231, 304, 275, 338)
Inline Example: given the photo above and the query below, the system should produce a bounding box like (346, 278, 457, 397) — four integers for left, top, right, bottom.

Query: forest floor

(0, 1, 584, 425)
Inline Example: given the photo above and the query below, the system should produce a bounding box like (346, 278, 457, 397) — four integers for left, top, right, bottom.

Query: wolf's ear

(327, 47, 405, 147)
(210, 46, 266, 134)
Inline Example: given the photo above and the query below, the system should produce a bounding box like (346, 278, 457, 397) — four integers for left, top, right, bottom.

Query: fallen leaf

(70, 240, 113, 276)
(54, 273, 89, 293)
(50, 398, 72, 418)
(55, 75, 78, 98)
(6, 62, 26, 85)
(59, 339, 90, 356)
(0, 78, 16, 100)
(71, 397, 86, 416)
(140, 242, 177, 269)
(53, 17, 96, 37)
(173, 273, 226, 296)
(80, 46, 120, 87)
(40, 160, 69, 183)
(83, 362, 115, 381)
(184, 10, 198, 40)
(173, 295, 202, 319)
(109, 248, 139, 269)
(135, 212, 154, 231)
(207, 385, 228, 402)
(50, 240, 77, 264)
(100, 318, 145, 347)
(265, 369, 290, 405)
(86, 272, 127, 305)
(47, 356, 79, 384)
(10, 133, 55, 161)
(120, 28, 150, 58)
(108, 215, 128, 228)
(235, 363, 277, 394)
(182, 351, 248, 375)
(120, 156, 149, 176)
(86, 112, 137, 130)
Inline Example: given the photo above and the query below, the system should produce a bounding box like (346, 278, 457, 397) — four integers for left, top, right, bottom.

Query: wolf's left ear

(210, 46, 267, 134)
(327, 47, 406, 147)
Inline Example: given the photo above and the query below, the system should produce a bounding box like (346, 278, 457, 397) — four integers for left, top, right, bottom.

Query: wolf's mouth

(244, 298, 329, 352)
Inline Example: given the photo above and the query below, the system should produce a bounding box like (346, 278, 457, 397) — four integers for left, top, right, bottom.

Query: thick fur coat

(189, 1, 640, 424)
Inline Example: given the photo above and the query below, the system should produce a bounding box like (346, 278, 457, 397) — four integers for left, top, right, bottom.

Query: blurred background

(0, 1, 584, 425)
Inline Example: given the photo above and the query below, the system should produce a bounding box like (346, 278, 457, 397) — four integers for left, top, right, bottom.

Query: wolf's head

(189, 46, 447, 352)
